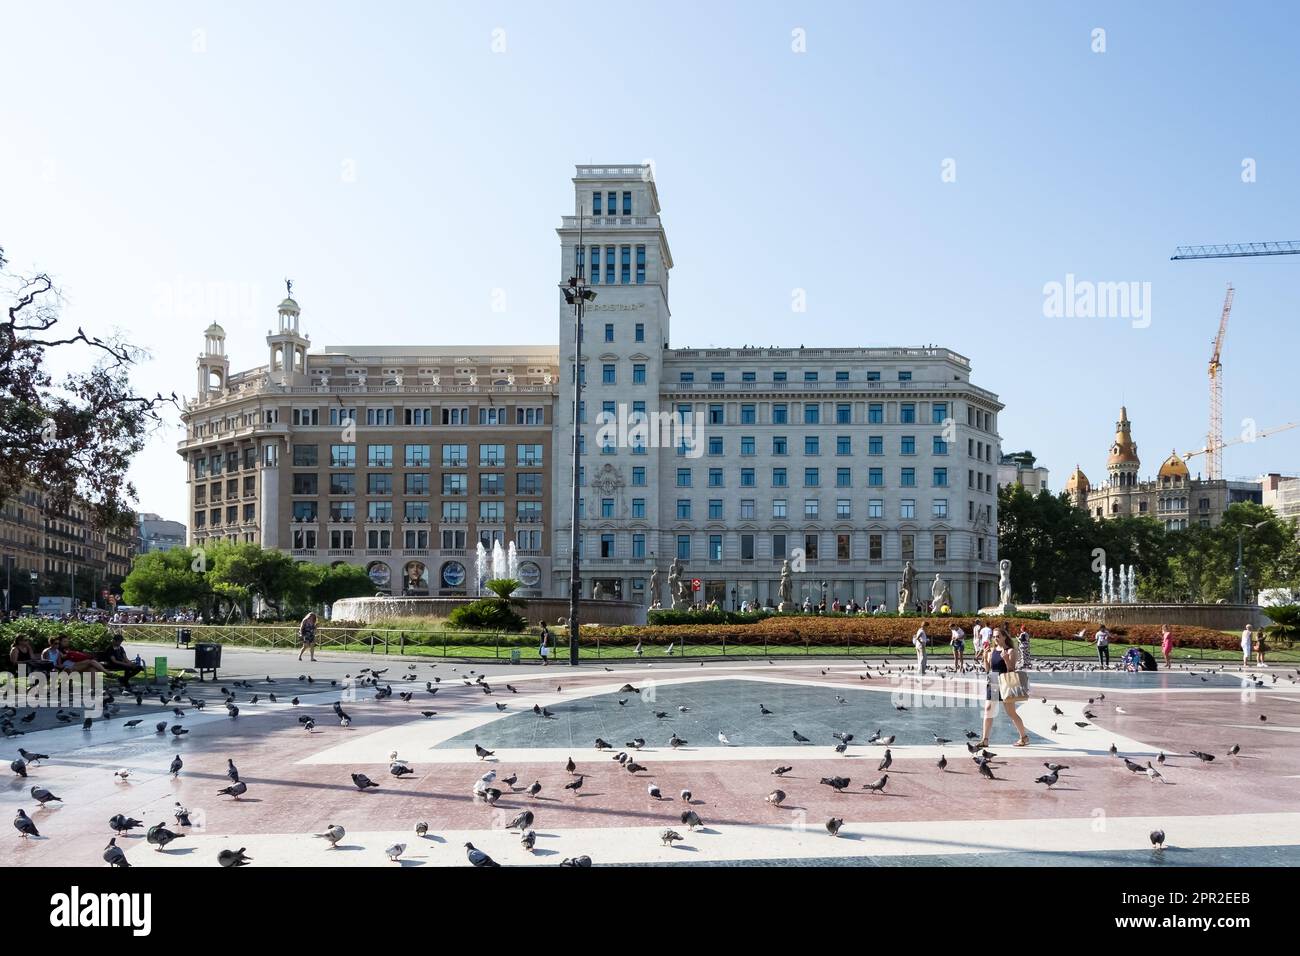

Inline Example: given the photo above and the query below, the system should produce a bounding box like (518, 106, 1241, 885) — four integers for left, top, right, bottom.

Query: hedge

(0, 620, 112, 663)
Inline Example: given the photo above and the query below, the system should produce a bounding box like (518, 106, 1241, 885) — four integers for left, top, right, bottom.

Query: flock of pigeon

(7, 657, 1293, 866)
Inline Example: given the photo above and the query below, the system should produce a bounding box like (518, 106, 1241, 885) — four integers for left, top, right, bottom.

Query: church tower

(1107, 406, 1141, 488)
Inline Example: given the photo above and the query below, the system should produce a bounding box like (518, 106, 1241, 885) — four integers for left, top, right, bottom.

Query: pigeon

(1190, 750, 1215, 763)
(772, 766, 793, 776)
(564, 775, 584, 793)
(766, 789, 786, 806)
(502, 773, 518, 789)
(526, 781, 542, 797)
(933, 734, 951, 745)
(1150, 829, 1165, 849)
(390, 762, 414, 778)
(759, 705, 773, 715)
(792, 730, 810, 743)
(680, 809, 702, 830)
(226, 759, 239, 783)
(520, 829, 537, 851)
(218, 847, 252, 867)
(10, 757, 27, 778)
(565, 756, 577, 774)
(170, 725, 188, 737)
(82, 717, 94, 730)
(169, 755, 183, 777)
(508, 810, 535, 831)
(834, 742, 848, 755)
(560, 855, 592, 867)
(1227, 744, 1240, 757)
(110, 814, 144, 834)
(103, 837, 130, 867)
(113, 768, 132, 782)
(173, 803, 192, 826)
(17, 748, 46, 765)
(303, 718, 316, 733)
(465, 842, 499, 867)
(820, 776, 851, 792)
(146, 822, 182, 851)
(648, 784, 662, 800)
(862, 774, 889, 793)
(661, 828, 684, 846)
(1035, 769, 1059, 788)
(877, 749, 893, 772)
(217, 781, 248, 799)
(875, 735, 896, 746)
(718, 732, 733, 746)
(30, 786, 61, 806)
(978, 761, 996, 780)
(1123, 758, 1146, 774)
(385, 843, 406, 862)
(1043, 762, 1070, 773)
(937, 754, 948, 772)
(626, 761, 647, 774)
(669, 733, 687, 748)
(155, 721, 167, 734)
(475, 745, 495, 760)
(627, 738, 645, 750)
(13, 809, 39, 839)
(680, 789, 692, 803)
(314, 824, 346, 848)
(826, 818, 844, 837)
(1145, 762, 1166, 784)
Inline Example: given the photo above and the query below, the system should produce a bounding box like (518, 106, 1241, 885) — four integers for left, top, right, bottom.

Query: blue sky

(2, 0, 1297, 521)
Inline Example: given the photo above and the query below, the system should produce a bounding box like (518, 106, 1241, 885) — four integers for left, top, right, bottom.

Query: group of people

(6, 632, 143, 689)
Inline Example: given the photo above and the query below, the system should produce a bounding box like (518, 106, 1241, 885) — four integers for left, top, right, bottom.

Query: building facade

(1066, 406, 1262, 529)
(551, 164, 1004, 611)
(0, 486, 134, 611)
(997, 450, 1050, 494)
(1261, 473, 1300, 534)
(178, 301, 560, 596)
(136, 513, 187, 554)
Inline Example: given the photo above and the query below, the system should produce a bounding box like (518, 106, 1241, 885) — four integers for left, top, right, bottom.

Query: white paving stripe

(120, 811, 1300, 867)
(299, 674, 1164, 766)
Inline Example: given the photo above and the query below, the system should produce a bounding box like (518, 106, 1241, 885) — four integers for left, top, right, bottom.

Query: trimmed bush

(447, 599, 526, 633)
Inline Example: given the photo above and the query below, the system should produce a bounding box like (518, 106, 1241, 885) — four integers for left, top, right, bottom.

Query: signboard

(153, 656, 168, 681)
(691, 578, 701, 592)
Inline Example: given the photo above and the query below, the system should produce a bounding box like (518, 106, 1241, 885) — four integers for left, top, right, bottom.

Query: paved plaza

(5, 645, 1300, 867)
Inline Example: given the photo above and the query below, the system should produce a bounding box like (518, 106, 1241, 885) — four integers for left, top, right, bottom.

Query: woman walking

(913, 621, 929, 675)
(978, 631, 1030, 748)
(1094, 624, 1111, 668)
(298, 611, 318, 662)
(539, 622, 552, 666)
(1160, 624, 1174, 669)
(1240, 624, 1253, 668)
(949, 623, 966, 671)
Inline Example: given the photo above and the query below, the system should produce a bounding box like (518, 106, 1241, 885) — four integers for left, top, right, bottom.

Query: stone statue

(931, 573, 951, 612)
(1031, 580, 1038, 603)
(668, 558, 684, 609)
(998, 559, 1013, 607)
(778, 559, 793, 611)
(593, 580, 606, 601)
(650, 566, 660, 607)
(898, 560, 916, 614)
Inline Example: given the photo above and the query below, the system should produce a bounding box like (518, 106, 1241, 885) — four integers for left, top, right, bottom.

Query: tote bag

(998, 670, 1029, 702)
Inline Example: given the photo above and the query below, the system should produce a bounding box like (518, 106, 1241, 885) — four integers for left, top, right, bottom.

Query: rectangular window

(804, 404, 820, 424)
(404, 407, 432, 426)
(632, 363, 646, 384)
(623, 191, 632, 215)
(772, 533, 786, 559)
(708, 404, 724, 425)
(804, 436, 820, 456)
(676, 534, 691, 560)
(932, 498, 948, 518)
(836, 467, 851, 488)
(708, 436, 723, 456)
(632, 498, 645, 518)
(869, 467, 884, 486)
(632, 466, 646, 486)
(405, 473, 429, 496)
(680, 371, 694, 383)
(868, 436, 883, 455)
(804, 370, 818, 383)
(292, 444, 317, 467)
(708, 468, 723, 487)
(901, 436, 916, 455)
(740, 533, 755, 560)
(934, 533, 948, 562)
(804, 498, 819, 518)
(677, 499, 692, 520)
(869, 533, 883, 561)
(592, 191, 601, 215)
(605, 244, 615, 284)
(292, 473, 317, 495)
(836, 435, 851, 455)
(804, 467, 819, 487)
(773, 436, 788, 455)
(740, 499, 756, 519)
(742, 371, 756, 383)
(442, 473, 467, 496)
(365, 408, 395, 427)
(868, 403, 884, 424)
(772, 403, 788, 424)
(604, 322, 614, 343)
(933, 436, 948, 455)
(602, 363, 616, 385)
(367, 501, 392, 523)
(933, 467, 949, 487)
(837, 533, 851, 559)
(932, 402, 949, 424)
(479, 473, 505, 495)
(404, 444, 430, 467)
(632, 533, 646, 558)
(772, 467, 788, 487)
(330, 473, 355, 495)
(479, 444, 505, 466)
(741, 436, 755, 455)
(517, 444, 543, 466)
(772, 498, 787, 519)
(773, 370, 787, 383)
(740, 404, 756, 424)
(636, 246, 645, 284)
(601, 498, 614, 518)
(868, 499, 883, 519)
(711, 371, 725, 383)
(740, 468, 755, 487)
(836, 498, 851, 519)
(901, 499, 915, 519)
(804, 533, 818, 561)
(620, 245, 631, 284)
(901, 533, 915, 561)
(901, 467, 916, 487)
(367, 444, 392, 467)
(367, 473, 392, 495)
(900, 403, 916, 424)
(329, 501, 355, 522)
(898, 370, 912, 382)
(589, 245, 600, 284)
(404, 501, 429, 523)
(676, 468, 692, 487)
(708, 499, 724, 520)
(836, 403, 851, 424)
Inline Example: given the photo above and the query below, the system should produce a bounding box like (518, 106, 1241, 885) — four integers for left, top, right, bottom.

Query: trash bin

(153, 656, 168, 682)
(194, 642, 221, 681)
(175, 628, 192, 648)
(510, 648, 521, 665)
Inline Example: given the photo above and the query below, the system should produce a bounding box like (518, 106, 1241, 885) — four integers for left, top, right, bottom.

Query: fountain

(491, 540, 507, 580)
(507, 541, 519, 581)
(474, 543, 488, 597)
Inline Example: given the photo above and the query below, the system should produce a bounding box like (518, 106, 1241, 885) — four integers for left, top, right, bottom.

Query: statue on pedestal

(898, 560, 916, 614)
(778, 559, 793, 611)
(650, 566, 660, 607)
(593, 581, 606, 601)
(668, 558, 683, 609)
(998, 558, 1015, 611)
(931, 573, 951, 613)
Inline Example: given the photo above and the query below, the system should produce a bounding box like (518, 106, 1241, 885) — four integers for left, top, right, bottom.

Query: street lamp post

(561, 228, 596, 667)
(1235, 520, 1269, 604)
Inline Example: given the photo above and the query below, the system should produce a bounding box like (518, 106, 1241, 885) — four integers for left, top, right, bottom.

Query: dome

(204, 322, 226, 337)
(277, 297, 300, 313)
(1158, 450, 1190, 479)
(1065, 464, 1090, 493)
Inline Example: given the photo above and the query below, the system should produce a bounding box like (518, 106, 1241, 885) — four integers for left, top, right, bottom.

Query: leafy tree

(121, 547, 212, 611)
(1, 244, 176, 533)
(304, 562, 377, 608)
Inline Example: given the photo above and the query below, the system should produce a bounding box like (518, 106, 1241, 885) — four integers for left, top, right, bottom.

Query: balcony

(561, 214, 661, 229)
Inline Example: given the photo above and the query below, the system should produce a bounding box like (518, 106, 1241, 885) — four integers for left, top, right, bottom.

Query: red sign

(691, 578, 701, 592)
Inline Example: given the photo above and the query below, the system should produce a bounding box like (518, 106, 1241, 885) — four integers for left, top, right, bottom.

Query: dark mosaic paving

(437, 677, 1050, 749)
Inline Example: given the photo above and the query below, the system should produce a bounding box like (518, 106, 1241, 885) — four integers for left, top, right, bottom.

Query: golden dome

(1106, 405, 1140, 467)
(1158, 449, 1189, 479)
(1065, 464, 1091, 493)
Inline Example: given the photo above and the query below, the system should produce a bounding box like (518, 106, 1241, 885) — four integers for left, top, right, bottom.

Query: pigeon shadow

(672, 844, 700, 852)
(333, 844, 367, 852)
(421, 834, 447, 844)
(158, 846, 196, 855)
(691, 827, 719, 835)
(531, 848, 560, 857)
(396, 858, 426, 867)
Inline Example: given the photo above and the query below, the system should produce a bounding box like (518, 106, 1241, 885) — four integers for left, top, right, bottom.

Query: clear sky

(2, 0, 1297, 522)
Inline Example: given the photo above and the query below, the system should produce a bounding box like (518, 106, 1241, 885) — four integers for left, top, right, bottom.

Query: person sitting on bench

(97, 633, 143, 689)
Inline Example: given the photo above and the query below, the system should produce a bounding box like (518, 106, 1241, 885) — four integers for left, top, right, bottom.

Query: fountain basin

(1009, 603, 1270, 630)
(329, 595, 647, 627)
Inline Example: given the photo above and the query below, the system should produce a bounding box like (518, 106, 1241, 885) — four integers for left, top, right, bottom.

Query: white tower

(196, 322, 230, 395)
(267, 282, 310, 385)
(552, 164, 674, 600)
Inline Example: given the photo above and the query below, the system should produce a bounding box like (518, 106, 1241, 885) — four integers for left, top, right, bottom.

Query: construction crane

(1172, 240, 1300, 478)
(1184, 422, 1298, 469)
(1203, 284, 1234, 480)
(1171, 241, 1300, 260)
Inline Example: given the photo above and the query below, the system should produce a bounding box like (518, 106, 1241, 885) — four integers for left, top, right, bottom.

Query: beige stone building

(178, 296, 559, 596)
(1066, 406, 1262, 529)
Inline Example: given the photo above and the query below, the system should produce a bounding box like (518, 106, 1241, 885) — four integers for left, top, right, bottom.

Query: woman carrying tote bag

(977, 631, 1030, 748)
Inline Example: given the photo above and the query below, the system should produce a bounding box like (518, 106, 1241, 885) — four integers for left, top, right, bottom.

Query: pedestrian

(1017, 625, 1031, 670)
(1240, 624, 1253, 668)
(539, 622, 551, 666)
(1255, 627, 1268, 667)
(978, 630, 1030, 748)
(913, 621, 929, 675)
(949, 622, 966, 671)
(297, 611, 318, 662)
(1094, 624, 1111, 668)
(1160, 624, 1174, 669)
